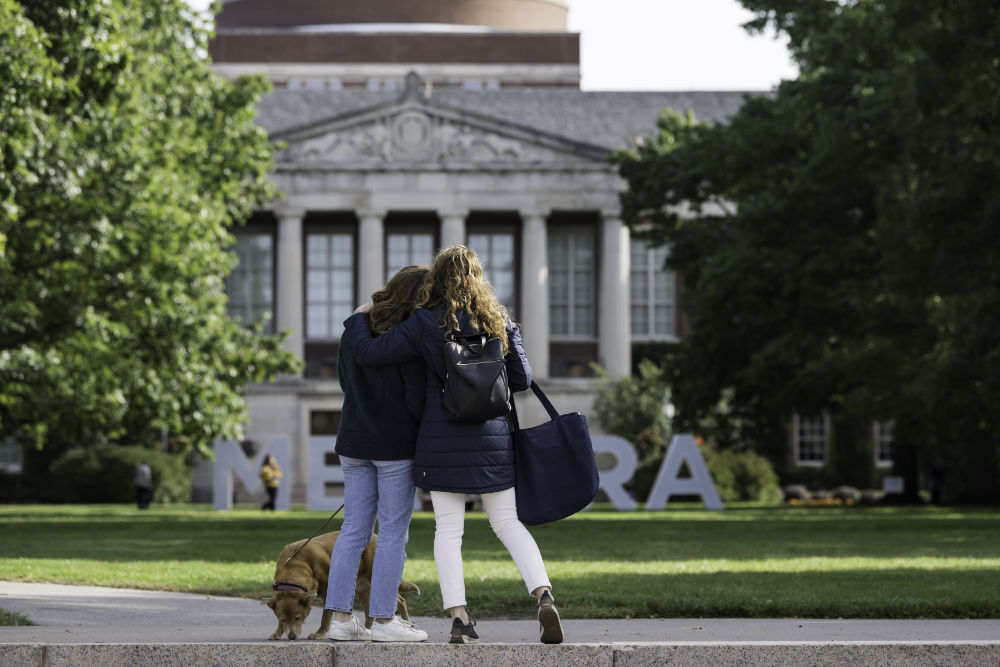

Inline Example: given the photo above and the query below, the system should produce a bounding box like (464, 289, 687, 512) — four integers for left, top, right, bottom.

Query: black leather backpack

(442, 334, 511, 422)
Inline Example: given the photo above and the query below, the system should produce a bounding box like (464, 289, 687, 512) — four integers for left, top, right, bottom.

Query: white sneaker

(326, 615, 371, 641)
(370, 616, 429, 642)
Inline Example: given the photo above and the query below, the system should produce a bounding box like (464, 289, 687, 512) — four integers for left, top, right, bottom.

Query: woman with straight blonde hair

(324, 265, 430, 643)
(343, 245, 563, 645)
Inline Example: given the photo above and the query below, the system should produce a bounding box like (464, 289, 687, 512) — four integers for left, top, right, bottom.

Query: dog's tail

(398, 579, 420, 596)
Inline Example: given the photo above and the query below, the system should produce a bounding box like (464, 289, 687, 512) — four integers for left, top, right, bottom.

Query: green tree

(0, 0, 299, 455)
(593, 359, 671, 461)
(612, 0, 1000, 502)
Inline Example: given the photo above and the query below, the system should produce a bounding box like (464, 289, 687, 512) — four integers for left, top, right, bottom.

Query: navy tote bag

(510, 381, 599, 526)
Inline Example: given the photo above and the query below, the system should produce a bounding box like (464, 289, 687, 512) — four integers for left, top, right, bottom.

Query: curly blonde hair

(369, 265, 430, 336)
(416, 245, 511, 353)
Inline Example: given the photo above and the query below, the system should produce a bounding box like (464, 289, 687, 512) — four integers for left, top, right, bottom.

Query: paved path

(3, 582, 1000, 666)
(2, 581, 1000, 644)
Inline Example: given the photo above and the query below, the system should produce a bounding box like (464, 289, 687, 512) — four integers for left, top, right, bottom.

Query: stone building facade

(208, 0, 749, 502)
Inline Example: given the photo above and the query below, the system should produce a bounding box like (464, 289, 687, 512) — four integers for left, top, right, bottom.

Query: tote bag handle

(509, 381, 561, 431)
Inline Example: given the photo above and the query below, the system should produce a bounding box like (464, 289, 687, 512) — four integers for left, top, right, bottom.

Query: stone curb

(3, 641, 999, 667)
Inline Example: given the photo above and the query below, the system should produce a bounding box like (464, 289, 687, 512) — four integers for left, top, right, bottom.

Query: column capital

(273, 206, 306, 221)
(356, 209, 386, 222)
(600, 208, 623, 221)
(438, 210, 468, 221)
(520, 210, 550, 223)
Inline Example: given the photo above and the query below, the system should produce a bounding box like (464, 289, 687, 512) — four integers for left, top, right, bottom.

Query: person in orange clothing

(259, 455, 282, 511)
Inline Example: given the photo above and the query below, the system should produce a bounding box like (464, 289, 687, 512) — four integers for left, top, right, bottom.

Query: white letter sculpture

(591, 435, 639, 510)
(306, 436, 346, 510)
(645, 434, 723, 510)
(213, 437, 291, 510)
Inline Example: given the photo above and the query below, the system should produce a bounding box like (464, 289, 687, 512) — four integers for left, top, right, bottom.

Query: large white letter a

(645, 434, 724, 510)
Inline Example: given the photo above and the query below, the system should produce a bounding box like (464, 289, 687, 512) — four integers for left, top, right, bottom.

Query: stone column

(357, 211, 385, 304)
(276, 209, 304, 363)
(599, 211, 631, 378)
(520, 212, 549, 379)
(440, 211, 467, 250)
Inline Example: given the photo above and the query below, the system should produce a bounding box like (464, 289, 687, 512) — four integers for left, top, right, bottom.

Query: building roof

(216, 0, 570, 31)
(255, 87, 758, 152)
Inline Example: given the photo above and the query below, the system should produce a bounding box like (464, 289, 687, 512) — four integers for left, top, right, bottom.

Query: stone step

(3, 641, 999, 667)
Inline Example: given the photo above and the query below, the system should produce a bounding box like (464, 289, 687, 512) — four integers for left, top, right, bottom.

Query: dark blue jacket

(342, 305, 532, 493)
(334, 324, 426, 461)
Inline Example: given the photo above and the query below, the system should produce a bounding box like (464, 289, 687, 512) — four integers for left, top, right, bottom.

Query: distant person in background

(134, 461, 153, 510)
(259, 455, 283, 511)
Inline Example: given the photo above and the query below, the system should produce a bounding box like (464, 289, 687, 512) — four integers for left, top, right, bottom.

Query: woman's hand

(354, 302, 373, 314)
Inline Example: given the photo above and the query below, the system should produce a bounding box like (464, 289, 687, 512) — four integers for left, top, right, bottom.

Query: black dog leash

(281, 503, 345, 567)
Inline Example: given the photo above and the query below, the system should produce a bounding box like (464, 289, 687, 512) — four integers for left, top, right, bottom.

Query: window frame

(629, 239, 677, 342)
(384, 219, 438, 283)
(548, 225, 598, 341)
(873, 419, 895, 468)
(226, 219, 276, 334)
(792, 412, 830, 467)
(467, 222, 520, 320)
(304, 223, 357, 343)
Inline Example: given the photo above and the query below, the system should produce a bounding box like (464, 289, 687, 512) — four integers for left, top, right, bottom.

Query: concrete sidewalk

(2, 582, 999, 665)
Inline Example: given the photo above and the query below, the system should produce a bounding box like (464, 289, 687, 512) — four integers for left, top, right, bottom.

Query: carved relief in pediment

(438, 123, 524, 161)
(280, 111, 594, 166)
(283, 121, 391, 162)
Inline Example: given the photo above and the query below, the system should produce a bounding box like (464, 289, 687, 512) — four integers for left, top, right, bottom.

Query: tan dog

(261, 531, 419, 640)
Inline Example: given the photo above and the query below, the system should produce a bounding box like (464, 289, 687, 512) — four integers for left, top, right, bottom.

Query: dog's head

(261, 589, 317, 640)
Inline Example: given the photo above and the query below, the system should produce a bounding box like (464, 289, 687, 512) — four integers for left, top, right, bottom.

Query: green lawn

(1, 504, 998, 619)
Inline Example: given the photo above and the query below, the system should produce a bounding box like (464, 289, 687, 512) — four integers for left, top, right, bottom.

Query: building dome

(217, 0, 569, 32)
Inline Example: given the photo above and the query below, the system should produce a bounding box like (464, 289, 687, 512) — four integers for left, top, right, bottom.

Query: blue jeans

(324, 456, 414, 619)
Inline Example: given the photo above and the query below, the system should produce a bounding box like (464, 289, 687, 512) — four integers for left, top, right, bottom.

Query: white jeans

(430, 487, 552, 610)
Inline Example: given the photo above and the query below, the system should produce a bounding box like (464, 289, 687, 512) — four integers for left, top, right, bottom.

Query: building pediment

(272, 73, 610, 170)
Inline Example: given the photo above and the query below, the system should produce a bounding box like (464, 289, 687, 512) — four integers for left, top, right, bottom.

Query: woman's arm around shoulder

(505, 322, 532, 392)
(401, 359, 427, 422)
(342, 311, 423, 366)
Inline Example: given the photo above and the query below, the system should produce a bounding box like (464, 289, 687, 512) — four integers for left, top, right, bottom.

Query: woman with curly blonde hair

(343, 245, 563, 645)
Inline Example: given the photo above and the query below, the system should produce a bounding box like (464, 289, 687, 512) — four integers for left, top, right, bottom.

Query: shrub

(627, 456, 663, 502)
(704, 447, 783, 504)
(782, 484, 811, 501)
(593, 359, 671, 461)
(50, 444, 190, 504)
(833, 485, 861, 502)
(860, 489, 883, 504)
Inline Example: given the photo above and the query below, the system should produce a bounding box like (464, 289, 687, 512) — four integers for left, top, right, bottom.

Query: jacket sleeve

(336, 339, 351, 394)
(505, 323, 533, 392)
(343, 311, 422, 366)
(401, 359, 427, 421)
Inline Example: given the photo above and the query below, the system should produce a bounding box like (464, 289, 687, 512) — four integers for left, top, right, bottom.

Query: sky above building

(185, 0, 798, 92)
(568, 0, 797, 91)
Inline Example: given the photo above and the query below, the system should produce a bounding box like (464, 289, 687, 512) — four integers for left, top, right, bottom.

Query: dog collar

(273, 581, 309, 593)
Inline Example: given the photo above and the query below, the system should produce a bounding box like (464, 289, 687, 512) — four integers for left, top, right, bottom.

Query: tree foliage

(0, 0, 299, 453)
(613, 0, 1000, 501)
(593, 359, 671, 461)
